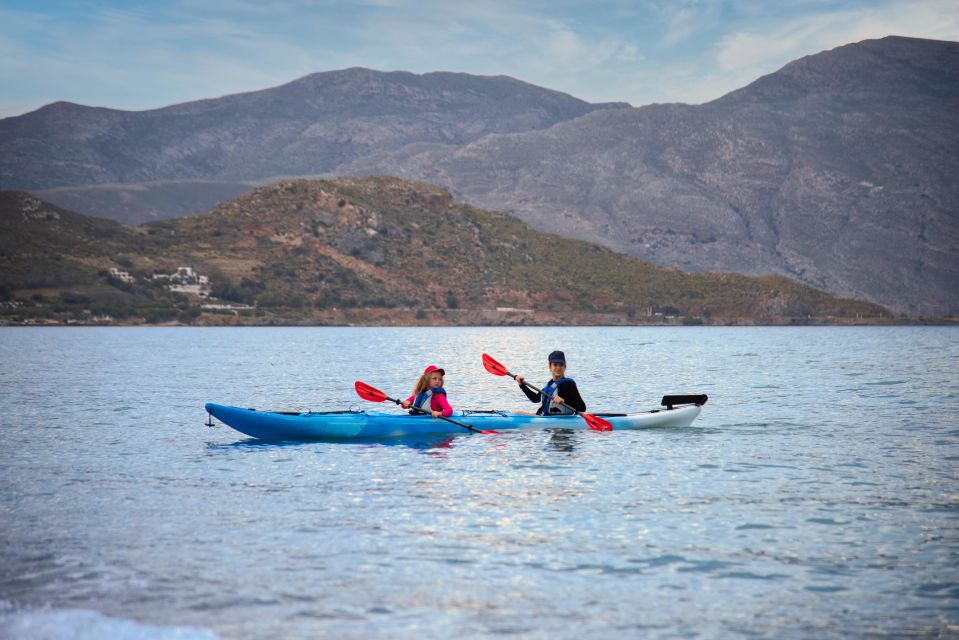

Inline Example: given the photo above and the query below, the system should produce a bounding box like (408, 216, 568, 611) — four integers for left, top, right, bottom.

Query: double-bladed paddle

(354, 380, 496, 434)
(481, 353, 613, 431)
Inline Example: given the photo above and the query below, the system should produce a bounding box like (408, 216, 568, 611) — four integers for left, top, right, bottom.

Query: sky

(2, 0, 958, 118)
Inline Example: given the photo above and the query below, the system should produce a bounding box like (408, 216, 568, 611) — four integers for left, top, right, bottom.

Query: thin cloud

(1, 0, 958, 117)
(715, 0, 959, 73)
(659, 1, 722, 47)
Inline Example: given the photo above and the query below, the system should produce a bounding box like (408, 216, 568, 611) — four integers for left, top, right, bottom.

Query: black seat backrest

(661, 394, 708, 409)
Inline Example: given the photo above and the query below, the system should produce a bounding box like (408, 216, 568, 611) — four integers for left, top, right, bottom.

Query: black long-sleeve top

(520, 379, 586, 414)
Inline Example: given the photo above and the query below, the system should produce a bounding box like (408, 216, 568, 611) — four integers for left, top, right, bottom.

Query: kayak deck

(204, 402, 704, 441)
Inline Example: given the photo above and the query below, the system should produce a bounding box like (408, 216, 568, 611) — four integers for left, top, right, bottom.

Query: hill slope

(0, 179, 889, 326)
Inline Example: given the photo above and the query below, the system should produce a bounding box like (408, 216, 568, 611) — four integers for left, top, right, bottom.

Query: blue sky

(1, 0, 957, 118)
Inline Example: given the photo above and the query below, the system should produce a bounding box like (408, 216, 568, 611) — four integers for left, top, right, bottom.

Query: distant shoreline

(3, 314, 956, 328)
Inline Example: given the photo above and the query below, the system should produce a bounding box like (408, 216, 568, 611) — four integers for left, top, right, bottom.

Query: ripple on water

(915, 582, 959, 599)
(717, 571, 789, 580)
(676, 560, 740, 574)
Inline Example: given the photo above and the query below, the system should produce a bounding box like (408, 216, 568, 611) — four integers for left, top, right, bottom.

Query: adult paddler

(514, 350, 587, 415)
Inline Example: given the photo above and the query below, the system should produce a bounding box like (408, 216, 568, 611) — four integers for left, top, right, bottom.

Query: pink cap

(423, 365, 445, 376)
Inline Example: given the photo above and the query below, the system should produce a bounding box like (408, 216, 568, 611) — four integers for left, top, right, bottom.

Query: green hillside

(1, 179, 893, 325)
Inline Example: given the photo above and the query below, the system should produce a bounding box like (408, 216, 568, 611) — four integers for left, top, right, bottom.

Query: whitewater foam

(0, 603, 219, 640)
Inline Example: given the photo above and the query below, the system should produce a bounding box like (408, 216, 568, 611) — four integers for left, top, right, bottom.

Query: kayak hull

(204, 402, 703, 441)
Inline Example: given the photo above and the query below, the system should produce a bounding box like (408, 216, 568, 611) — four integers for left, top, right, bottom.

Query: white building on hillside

(109, 268, 135, 283)
(154, 266, 211, 297)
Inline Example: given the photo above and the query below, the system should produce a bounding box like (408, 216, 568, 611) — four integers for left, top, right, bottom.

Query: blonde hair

(411, 371, 443, 397)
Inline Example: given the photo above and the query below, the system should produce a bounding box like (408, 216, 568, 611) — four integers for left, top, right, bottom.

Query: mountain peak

(715, 35, 959, 104)
(0, 68, 609, 191)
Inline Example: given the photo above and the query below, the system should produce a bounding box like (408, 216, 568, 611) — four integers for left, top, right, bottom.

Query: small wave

(633, 555, 686, 568)
(717, 571, 789, 580)
(0, 605, 219, 640)
(916, 582, 959, 599)
(806, 517, 850, 525)
(676, 560, 738, 574)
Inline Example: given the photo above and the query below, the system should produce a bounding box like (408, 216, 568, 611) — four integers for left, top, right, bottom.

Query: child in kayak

(401, 365, 454, 418)
(515, 350, 586, 415)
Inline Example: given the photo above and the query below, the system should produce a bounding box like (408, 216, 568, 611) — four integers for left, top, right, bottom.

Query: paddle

(353, 380, 496, 434)
(481, 353, 613, 431)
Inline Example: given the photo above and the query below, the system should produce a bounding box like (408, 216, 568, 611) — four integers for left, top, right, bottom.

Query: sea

(0, 326, 956, 639)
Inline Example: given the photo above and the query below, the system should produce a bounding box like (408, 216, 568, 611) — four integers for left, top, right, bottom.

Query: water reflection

(205, 435, 460, 452)
(205, 428, 589, 455)
(546, 429, 579, 454)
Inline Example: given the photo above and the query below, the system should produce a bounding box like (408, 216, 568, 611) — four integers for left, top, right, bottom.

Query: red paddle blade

(354, 380, 387, 403)
(481, 353, 510, 377)
(582, 412, 613, 432)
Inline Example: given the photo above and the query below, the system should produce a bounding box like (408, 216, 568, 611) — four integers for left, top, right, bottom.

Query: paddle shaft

(385, 394, 484, 434)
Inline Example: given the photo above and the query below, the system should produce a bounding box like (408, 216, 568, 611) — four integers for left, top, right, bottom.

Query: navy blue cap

(547, 350, 566, 364)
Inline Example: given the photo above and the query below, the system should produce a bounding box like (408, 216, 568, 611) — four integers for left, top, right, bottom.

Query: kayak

(204, 395, 706, 441)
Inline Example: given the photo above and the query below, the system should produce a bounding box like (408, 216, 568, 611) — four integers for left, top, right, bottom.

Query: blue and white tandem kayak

(204, 395, 707, 441)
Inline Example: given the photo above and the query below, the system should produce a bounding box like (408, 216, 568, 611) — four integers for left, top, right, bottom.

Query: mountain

(3, 38, 956, 316)
(0, 68, 620, 192)
(339, 37, 959, 316)
(0, 179, 889, 326)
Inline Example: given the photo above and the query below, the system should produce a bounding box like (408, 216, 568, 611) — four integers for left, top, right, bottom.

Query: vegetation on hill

(0, 179, 895, 326)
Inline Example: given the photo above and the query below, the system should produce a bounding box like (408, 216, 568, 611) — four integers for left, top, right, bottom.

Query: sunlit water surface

(1, 327, 957, 639)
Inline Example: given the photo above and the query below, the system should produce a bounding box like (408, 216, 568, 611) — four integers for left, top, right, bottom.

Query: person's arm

(432, 393, 453, 418)
(519, 381, 540, 403)
(402, 394, 415, 409)
(557, 380, 586, 412)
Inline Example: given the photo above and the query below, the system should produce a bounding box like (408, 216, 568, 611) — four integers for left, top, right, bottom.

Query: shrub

(59, 292, 91, 305)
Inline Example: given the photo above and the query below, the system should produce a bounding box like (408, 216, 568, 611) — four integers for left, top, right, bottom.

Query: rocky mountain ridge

(1, 68, 621, 190)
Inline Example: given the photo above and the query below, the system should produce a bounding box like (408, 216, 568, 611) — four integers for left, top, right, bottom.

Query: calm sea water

(1, 327, 957, 639)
